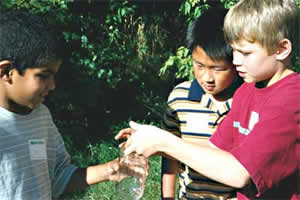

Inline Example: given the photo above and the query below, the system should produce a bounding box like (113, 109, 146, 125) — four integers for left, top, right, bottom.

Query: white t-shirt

(0, 104, 77, 200)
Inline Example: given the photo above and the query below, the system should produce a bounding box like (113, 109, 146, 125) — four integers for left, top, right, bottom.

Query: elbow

(232, 170, 251, 188)
(234, 177, 250, 189)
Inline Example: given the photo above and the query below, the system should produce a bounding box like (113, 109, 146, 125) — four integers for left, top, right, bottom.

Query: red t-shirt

(210, 73, 300, 200)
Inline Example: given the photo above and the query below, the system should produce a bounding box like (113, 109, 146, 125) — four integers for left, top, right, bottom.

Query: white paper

(28, 139, 47, 160)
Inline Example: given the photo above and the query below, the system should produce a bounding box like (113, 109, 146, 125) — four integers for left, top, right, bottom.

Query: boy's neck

(256, 68, 294, 88)
(0, 98, 32, 115)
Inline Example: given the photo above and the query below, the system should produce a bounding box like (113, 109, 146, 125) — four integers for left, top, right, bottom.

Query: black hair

(0, 10, 63, 75)
(186, 8, 233, 62)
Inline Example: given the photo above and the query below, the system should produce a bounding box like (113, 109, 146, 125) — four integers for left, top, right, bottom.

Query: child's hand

(115, 126, 136, 149)
(120, 121, 171, 157)
(115, 127, 136, 140)
(106, 158, 122, 182)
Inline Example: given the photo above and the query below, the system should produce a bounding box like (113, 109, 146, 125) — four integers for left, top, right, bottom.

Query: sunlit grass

(59, 137, 163, 200)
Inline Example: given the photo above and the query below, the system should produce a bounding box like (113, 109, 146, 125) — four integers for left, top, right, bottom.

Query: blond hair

(224, 0, 300, 55)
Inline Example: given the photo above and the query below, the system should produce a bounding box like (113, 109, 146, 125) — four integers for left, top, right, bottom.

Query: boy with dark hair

(161, 9, 241, 200)
(116, 0, 300, 199)
(0, 11, 121, 200)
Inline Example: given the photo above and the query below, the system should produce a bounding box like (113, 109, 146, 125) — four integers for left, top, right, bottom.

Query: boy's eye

(233, 50, 250, 56)
(214, 67, 226, 71)
(193, 62, 203, 68)
(240, 51, 250, 56)
(37, 73, 50, 79)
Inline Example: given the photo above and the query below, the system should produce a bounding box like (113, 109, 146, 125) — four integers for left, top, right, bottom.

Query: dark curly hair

(0, 10, 62, 74)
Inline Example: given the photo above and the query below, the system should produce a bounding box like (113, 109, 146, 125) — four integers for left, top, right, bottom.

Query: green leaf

(184, 1, 191, 15)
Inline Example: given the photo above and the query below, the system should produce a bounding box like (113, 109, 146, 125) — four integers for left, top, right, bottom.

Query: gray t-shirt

(0, 104, 77, 200)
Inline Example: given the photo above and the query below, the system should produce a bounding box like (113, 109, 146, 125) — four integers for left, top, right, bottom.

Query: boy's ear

(275, 38, 292, 61)
(0, 60, 13, 81)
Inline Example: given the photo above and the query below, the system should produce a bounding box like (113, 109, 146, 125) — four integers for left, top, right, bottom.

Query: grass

(59, 136, 164, 200)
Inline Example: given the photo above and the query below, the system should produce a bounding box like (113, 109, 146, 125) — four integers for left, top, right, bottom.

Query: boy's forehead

(230, 39, 261, 50)
(192, 46, 231, 66)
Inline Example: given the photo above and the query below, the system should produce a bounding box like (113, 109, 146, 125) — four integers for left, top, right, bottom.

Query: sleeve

(41, 104, 77, 198)
(230, 107, 298, 196)
(51, 134, 77, 198)
(209, 102, 235, 151)
(161, 89, 181, 137)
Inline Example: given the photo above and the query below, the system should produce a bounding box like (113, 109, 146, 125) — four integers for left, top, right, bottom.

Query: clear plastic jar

(115, 150, 149, 200)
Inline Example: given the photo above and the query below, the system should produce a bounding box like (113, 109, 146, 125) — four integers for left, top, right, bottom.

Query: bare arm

(161, 156, 178, 200)
(160, 135, 249, 188)
(64, 159, 120, 194)
(117, 121, 250, 188)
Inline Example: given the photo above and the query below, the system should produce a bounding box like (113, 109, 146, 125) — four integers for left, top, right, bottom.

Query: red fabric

(210, 73, 300, 200)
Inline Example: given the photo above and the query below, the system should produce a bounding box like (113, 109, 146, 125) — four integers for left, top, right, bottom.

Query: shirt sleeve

(40, 104, 78, 198)
(52, 134, 77, 198)
(162, 90, 181, 137)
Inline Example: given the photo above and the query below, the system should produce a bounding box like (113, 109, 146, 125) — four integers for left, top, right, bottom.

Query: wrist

(106, 159, 119, 181)
(159, 131, 181, 156)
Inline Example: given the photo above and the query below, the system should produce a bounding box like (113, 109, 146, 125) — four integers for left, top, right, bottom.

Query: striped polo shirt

(0, 104, 77, 200)
(162, 80, 236, 200)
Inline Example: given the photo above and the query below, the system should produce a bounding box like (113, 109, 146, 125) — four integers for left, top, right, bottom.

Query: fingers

(118, 141, 126, 149)
(115, 121, 146, 156)
(123, 143, 135, 156)
(115, 120, 141, 140)
(129, 121, 141, 130)
(115, 127, 134, 140)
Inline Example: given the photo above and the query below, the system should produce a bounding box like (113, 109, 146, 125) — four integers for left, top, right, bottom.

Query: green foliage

(0, 0, 70, 12)
(160, 46, 193, 80)
(179, 0, 209, 23)
(292, 55, 300, 72)
(220, 0, 239, 9)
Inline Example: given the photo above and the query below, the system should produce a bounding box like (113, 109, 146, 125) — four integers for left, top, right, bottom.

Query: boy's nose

(202, 70, 214, 82)
(232, 52, 242, 66)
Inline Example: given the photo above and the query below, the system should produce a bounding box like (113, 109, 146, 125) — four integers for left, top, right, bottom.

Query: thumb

(129, 121, 142, 130)
(123, 145, 135, 156)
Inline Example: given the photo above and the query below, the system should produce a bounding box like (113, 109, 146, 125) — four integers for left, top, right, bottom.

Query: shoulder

(234, 82, 253, 95)
(34, 104, 53, 121)
(268, 73, 300, 106)
(174, 81, 192, 90)
(276, 73, 300, 94)
(167, 81, 192, 102)
(36, 104, 51, 114)
(231, 82, 254, 104)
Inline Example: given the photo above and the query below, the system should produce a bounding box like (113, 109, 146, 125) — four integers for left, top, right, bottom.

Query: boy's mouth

(238, 72, 246, 78)
(203, 84, 215, 91)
